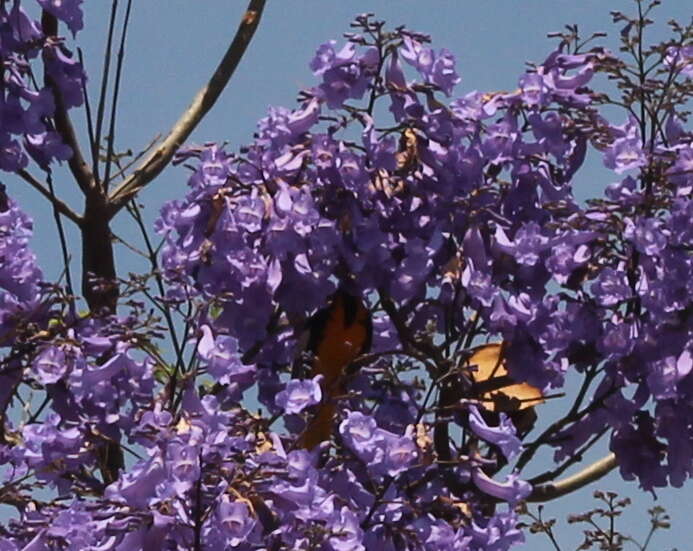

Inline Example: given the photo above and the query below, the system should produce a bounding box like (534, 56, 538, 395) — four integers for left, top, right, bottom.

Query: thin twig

(26, 394, 51, 425)
(529, 426, 609, 485)
(111, 231, 148, 258)
(93, 0, 119, 184)
(77, 48, 97, 161)
(108, 133, 162, 183)
(46, 174, 76, 304)
(16, 170, 82, 225)
(515, 366, 600, 472)
(108, 0, 267, 214)
(127, 201, 185, 410)
(103, 0, 133, 192)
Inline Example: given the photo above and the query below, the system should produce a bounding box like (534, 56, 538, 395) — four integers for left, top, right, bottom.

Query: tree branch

(515, 367, 604, 472)
(16, 169, 82, 226)
(46, 173, 76, 301)
(102, 0, 134, 192)
(91, 0, 120, 185)
(529, 427, 608, 486)
(528, 453, 618, 502)
(107, 0, 267, 214)
(41, 11, 97, 197)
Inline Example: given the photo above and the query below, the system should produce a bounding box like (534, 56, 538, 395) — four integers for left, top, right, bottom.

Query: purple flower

(646, 349, 692, 400)
(471, 468, 532, 504)
(18, 414, 86, 490)
(20, 89, 56, 135)
(328, 507, 364, 551)
(45, 502, 95, 547)
(5, 4, 43, 46)
(197, 326, 256, 396)
(216, 500, 256, 546)
(519, 72, 548, 106)
(43, 44, 85, 109)
(168, 441, 200, 488)
(611, 413, 668, 491)
(255, 101, 321, 150)
(468, 407, 522, 462)
(624, 217, 669, 256)
(400, 36, 460, 95)
(495, 223, 550, 266)
(389, 235, 439, 302)
(546, 242, 590, 284)
(461, 226, 497, 307)
(412, 517, 460, 550)
(428, 49, 459, 96)
(656, 402, 693, 488)
(37, 0, 84, 34)
(667, 145, 692, 196)
(275, 377, 322, 414)
(0, 191, 43, 307)
(605, 176, 643, 205)
(528, 112, 569, 160)
(664, 45, 693, 79)
(598, 319, 636, 358)
(591, 267, 633, 307)
(340, 411, 417, 477)
(536, 50, 597, 106)
(0, 136, 28, 172)
(467, 507, 526, 550)
(340, 411, 379, 461)
(310, 41, 378, 108)
(603, 116, 646, 173)
(32, 345, 69, 385)
(481, 115, 519, 163)
(381, 430, 418, 476)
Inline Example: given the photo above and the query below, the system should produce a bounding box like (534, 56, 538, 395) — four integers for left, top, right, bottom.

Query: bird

(297, 289, 372, 450)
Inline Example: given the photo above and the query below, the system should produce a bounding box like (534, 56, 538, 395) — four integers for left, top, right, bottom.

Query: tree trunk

(81, 196, 123, 485)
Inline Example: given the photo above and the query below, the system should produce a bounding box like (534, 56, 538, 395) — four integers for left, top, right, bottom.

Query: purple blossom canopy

(0, 7, 691, 551)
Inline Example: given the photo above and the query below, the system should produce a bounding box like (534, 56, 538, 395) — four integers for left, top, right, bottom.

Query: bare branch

(16, 169, 82, 226)
(77, 48, 97, 168)
(515, 366, 603, 472)
(103, 0, 134, 191)
(107, 0, 267, 214)
(529, 427, 609, 486)
(528, 453, 618, 502)
(92, 0, 120, 185)
(46, 173, 76, 301)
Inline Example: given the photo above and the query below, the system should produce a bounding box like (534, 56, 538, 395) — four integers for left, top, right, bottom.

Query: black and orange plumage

(298, 289, 372, 449)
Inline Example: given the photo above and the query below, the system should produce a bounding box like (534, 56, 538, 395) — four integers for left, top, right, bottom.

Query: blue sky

(6, 1, 691, 549)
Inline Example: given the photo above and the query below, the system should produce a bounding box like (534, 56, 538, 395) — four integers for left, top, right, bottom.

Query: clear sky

(6, 1, 691, 549)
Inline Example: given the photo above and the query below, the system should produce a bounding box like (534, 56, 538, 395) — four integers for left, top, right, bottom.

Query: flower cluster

(0, 185, 47, 425)
(0, 1, 84, 172)
(0, 6, 691, 551)
(154, 17, 605, 549)
(154, 13, 692, 545)
(2, 307, 159, 497)
(0, 185, 44, 343)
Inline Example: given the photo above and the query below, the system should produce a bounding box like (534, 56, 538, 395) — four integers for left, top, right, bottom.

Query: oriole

(298, 290, 372, 449)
